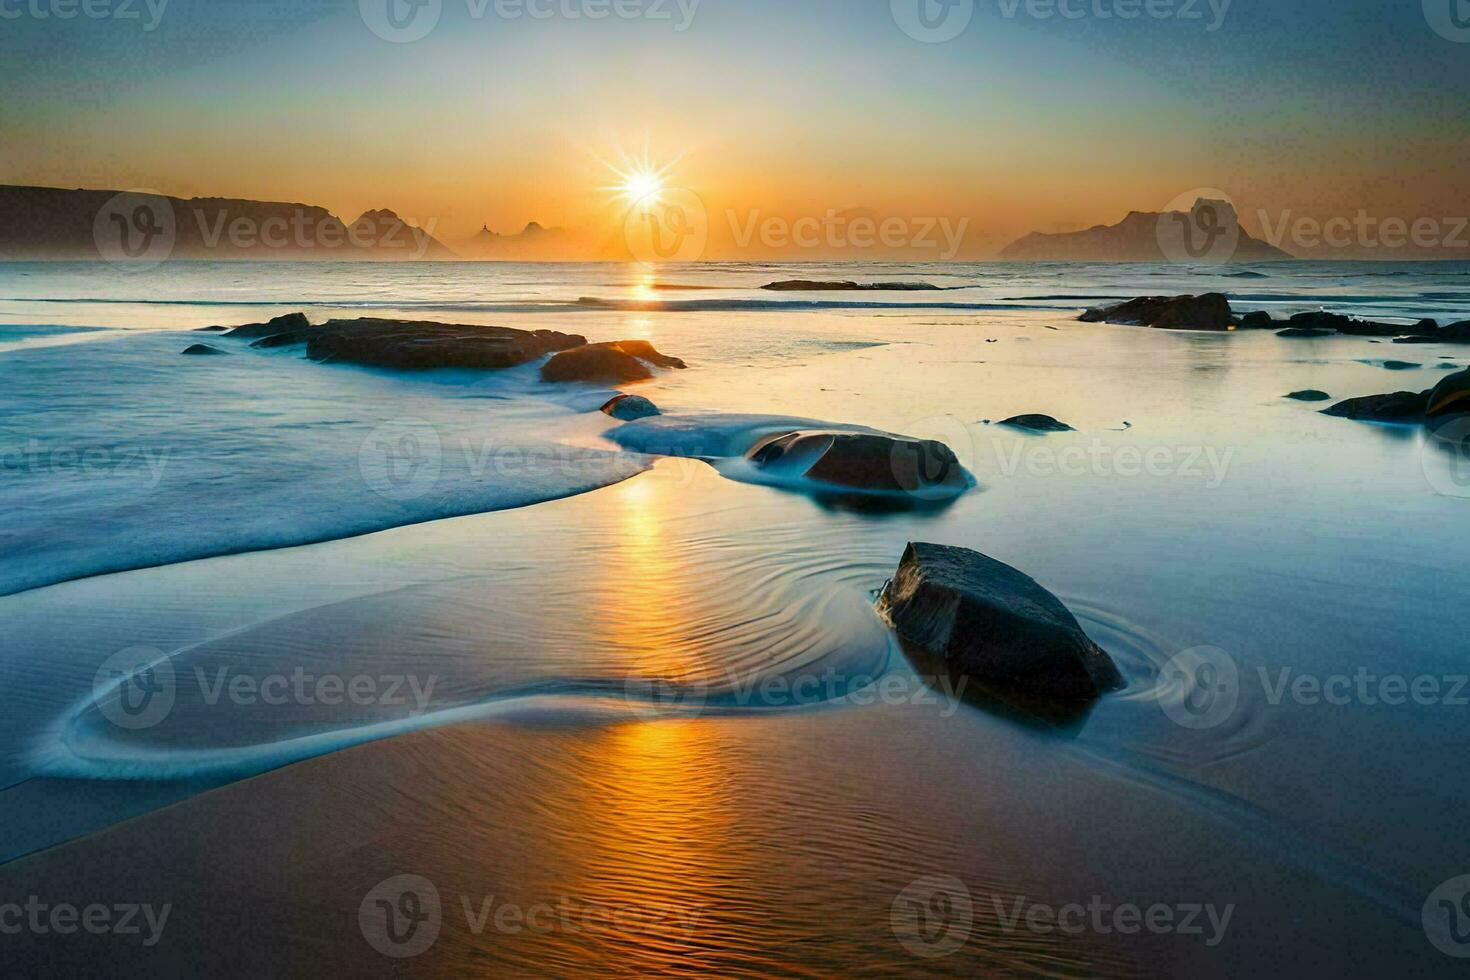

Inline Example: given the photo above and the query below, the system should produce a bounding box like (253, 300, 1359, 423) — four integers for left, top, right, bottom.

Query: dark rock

(195, 325, 230, 333)
(1285, 390, 1332, 401)
(1395, 321, 1470, 345)
(241, 318, 587, 370)
(1287, 311, 1437, 338)
(1239, 311, 1275, 329)
(1321, 390, 1431, 423)
(181, 343, 228, 356)
(748, 430, 968, 497)
(1380, 361, 1421, 371)
(996, 414, 1075, 433)
(1079, 293, 1233, 331)
(541, 340, 687, 384)
(600, 393, 661, 421)
(761, 280, 940, 291)
(1276, 327, 1335, 338)
(1427, 369, 1470, 425)
(876, 542, 1124, 703)
(222, 312, 312, 340)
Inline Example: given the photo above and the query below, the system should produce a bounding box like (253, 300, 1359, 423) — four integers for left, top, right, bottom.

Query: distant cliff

(999, 199, 1292, 263)
(0, 184, 456, 261)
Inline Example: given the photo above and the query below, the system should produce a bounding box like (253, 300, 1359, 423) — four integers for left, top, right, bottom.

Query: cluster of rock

(190, 313, 686, 382)
(760, 280, 940, 292)
(1321, 368, 1470, 425)
(1080, 293, 1469, 342)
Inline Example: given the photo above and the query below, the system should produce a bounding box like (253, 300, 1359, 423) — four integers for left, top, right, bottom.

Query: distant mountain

(457, 220, 574, 259)
(0, 184, 456, 261)
(999, 199, 1292, 263)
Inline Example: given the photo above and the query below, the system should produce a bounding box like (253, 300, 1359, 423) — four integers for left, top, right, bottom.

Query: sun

(622, 171, 664, 205)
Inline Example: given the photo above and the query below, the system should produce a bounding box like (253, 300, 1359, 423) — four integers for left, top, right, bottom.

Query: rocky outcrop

(221, 315, 585, 370)
(760, 280, 941, 291)
(748, 430, 969, 497)
(999, 198, 1292, 262)
(601, 393, 661, 421)
(1321, 390, 1431, 423)
(1285, 312, 1438, 338)
(1079, 293, 1234, 331)
(1285, 390, 1332, 402)
(996, 414, 1075, 433)
(181, 343, 228, 356)
(1239, 311, 1276, 330)
(541, 340, 687, 384)
(876, 543, 1124, 703)
(1394, 321, 1470, 345)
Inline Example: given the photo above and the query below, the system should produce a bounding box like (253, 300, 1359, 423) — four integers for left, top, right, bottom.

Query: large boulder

(748, 430, 968, 497)
(222, 316, 586, 370)
(1078, 293, 1233, 331)
(1427, 368, 1470, 427)
(541, 340, 686, 384)
(876, 543, 1124, 703)
(1321, 390, 1431, 423)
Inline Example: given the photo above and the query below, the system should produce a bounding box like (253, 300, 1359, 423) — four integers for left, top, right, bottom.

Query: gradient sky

(2, 0, 1467, 256)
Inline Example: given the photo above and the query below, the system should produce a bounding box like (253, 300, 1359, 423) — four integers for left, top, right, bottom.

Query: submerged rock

(1285, 390, 1332, 402)
(600, 393, 661, 421)
(748, 430, 968, 497)
(1321, 390, 1430, 423)
(194, 325, 231, 333)
(181, 343, 228, 356)
(1078, 293, 1233, 331)
(1277, 327, 1334, 338)
(541, 340, 686, 384)
(761, 280, 940, 291)
(996, 414, 1075, 433)
(1380, 361, 1421, 371)
(876, 542, 1124, 703)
